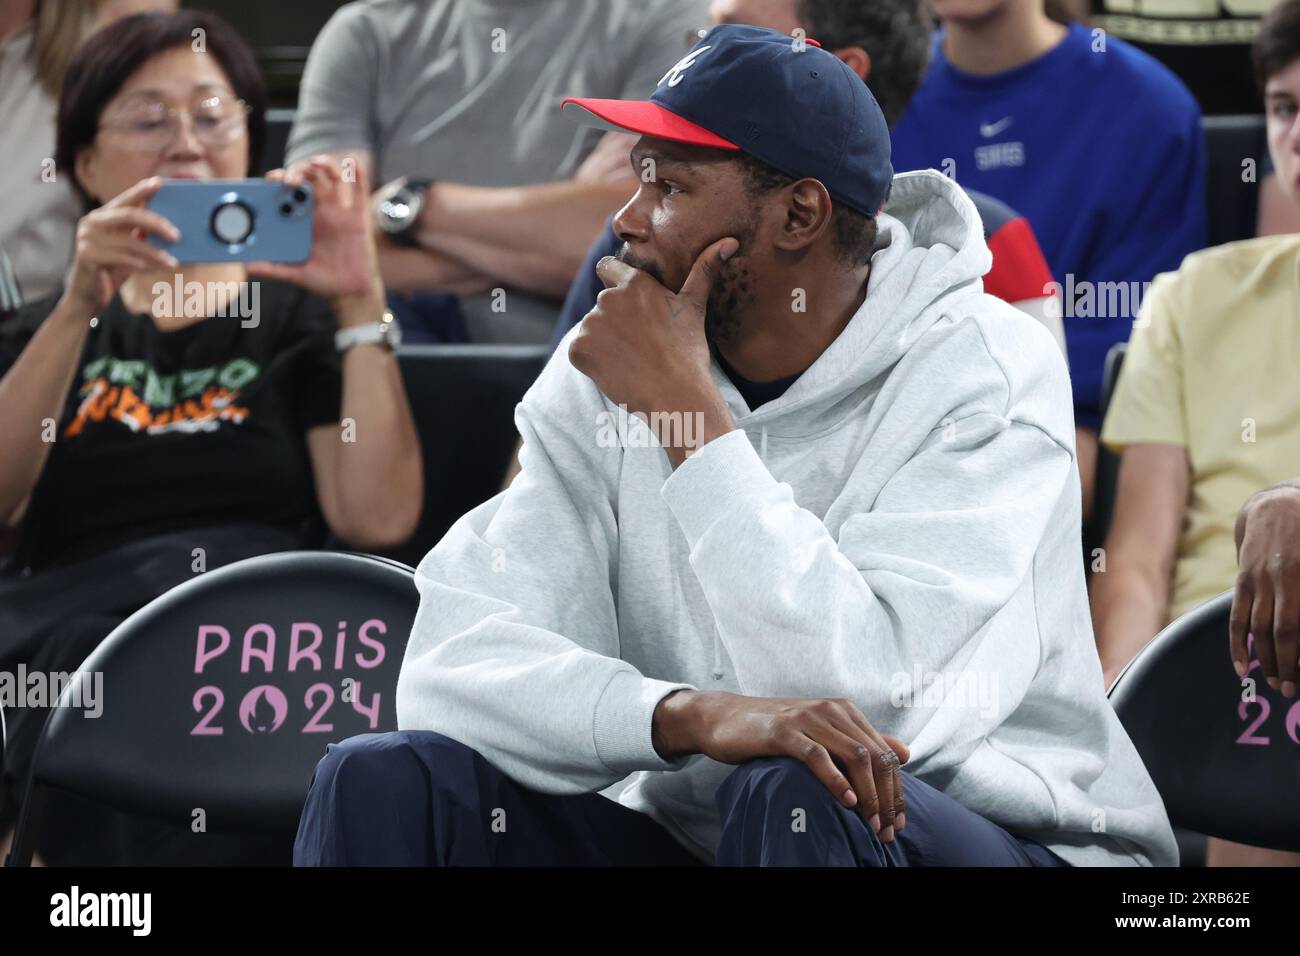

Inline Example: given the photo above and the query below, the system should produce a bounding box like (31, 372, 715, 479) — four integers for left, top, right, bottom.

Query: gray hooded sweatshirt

(396, 169, 1178, 867)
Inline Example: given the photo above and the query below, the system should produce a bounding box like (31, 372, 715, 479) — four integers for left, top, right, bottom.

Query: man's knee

(717, 755, 840, 816)
(718, 756, 921, 829)
(297, 731, 480, 866)
(308, 729, 478, 804)
(716, 756, 891, 865)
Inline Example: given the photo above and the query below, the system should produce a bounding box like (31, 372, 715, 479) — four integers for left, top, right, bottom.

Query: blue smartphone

(147, 179, 313, 263)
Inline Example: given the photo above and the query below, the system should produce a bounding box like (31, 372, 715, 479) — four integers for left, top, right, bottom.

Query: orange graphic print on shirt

(62, 356, 257, 439)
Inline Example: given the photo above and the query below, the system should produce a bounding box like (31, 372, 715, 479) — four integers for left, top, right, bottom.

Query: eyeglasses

(98, 94, 251, 153)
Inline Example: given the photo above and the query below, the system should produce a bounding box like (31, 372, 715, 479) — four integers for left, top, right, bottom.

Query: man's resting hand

(1231, 481, 1300, 698)
(652, 690, 909, 841)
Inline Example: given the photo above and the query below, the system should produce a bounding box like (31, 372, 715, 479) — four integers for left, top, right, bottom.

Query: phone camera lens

(211, 200, 254, 245)
(293, 188, 308, 204)
(280, 202, 293, 216)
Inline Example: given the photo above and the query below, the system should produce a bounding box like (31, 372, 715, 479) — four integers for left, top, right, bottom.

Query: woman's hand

(247, 154, 384, 318)
(61, 176, 180, 316)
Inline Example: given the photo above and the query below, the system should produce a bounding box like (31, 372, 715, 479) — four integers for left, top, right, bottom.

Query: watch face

(378, 194, 415, 233)
(383, 316, 402, 348)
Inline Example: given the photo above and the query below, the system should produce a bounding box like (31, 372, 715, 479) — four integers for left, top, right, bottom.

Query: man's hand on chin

(567, 237, 740, 469)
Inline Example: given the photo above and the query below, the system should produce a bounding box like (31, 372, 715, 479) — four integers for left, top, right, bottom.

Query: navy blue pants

(293, 731, 1068, 867)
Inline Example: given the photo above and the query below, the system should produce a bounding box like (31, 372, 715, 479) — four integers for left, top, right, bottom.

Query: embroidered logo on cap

(658, 45, 712, 88)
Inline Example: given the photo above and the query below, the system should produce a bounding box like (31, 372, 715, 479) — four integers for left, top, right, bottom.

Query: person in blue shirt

(889, 0, 1207, 508)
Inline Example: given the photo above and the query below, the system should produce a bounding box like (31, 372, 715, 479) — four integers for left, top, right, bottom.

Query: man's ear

(834, 46, 871, 83)
(775, 179, 834, 252)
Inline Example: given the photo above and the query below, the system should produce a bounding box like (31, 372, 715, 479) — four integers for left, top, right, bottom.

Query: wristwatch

(336, 308, 402, 353)
(374, 177, 434, 247)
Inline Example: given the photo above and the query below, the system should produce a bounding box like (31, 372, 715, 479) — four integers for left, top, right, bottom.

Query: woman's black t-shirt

(0, 280, 343, 570)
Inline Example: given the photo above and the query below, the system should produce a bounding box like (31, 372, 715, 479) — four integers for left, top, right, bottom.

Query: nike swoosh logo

(980, 116, 1014, 138)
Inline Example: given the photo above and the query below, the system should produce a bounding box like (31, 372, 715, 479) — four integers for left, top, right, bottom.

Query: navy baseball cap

(561, 23, 893, 216)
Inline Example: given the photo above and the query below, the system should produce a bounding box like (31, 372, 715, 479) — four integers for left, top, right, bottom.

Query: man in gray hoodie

(294, 24, 1177, 867)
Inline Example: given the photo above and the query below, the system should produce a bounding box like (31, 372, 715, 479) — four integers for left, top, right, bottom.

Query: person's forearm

(652, 688, 702, 760)
(0, 295, 93, 523)
(1090, 561, 1171, 685)
(419, 230, 586, 299)
(501, 436, 524, 491)
(331, 291, 423, 547)
(662, 391, 737, 470)
(416, 179, 636, 298)
(376, 241, 497, 297)
(1077, 426, 1098, 524)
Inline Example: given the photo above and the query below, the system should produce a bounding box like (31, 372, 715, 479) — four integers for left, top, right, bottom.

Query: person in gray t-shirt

(287, 0, 708, 342)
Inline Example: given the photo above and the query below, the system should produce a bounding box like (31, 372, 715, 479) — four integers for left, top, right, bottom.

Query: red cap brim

(560, 98, 739, 151)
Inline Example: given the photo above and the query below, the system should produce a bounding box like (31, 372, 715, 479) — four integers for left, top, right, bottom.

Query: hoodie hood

(711, 169, 993, 437)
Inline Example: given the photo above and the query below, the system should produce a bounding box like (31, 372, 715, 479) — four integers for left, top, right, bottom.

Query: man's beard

(616, 228, 756, 348)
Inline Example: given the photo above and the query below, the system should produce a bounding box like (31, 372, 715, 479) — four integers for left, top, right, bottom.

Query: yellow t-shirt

(1101, 235, 1300, 623)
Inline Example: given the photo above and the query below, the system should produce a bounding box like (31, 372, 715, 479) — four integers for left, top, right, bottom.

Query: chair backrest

(1085, 341, 1127, 557)
(1203, 115, 1265, 249)
(388, 343, 550, 566)
(256, 107, 297, 175)
(1108, 590, 1300, 852)
(9, 551, 418, 861)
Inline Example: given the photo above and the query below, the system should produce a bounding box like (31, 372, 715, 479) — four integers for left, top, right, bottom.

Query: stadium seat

(256, 107, 297, 174)
(1108, 590, 1300, 860)
(385, 344, 550, 567)
(1202, 115, 1266, 249)
(1085, 341, 1127, 558)
(5, 551, 418, 866)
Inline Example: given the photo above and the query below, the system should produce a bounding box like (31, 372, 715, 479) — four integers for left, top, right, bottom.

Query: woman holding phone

(0, 10, 422, 863)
